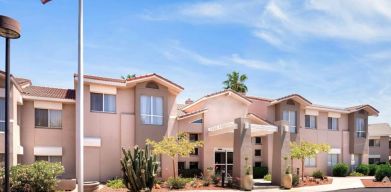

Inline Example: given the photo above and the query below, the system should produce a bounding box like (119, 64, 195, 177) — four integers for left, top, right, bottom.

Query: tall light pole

(0, 15, 21, 192)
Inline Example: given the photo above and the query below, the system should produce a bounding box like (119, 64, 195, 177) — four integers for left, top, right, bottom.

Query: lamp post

(0, 15, 21, 192)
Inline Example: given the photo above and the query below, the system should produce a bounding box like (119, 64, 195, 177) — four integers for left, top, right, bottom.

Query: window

(178, 161, 185, 172)
(255, 149, 261, 156)
(369, 158, 381, 164)
(35, 156, 62, 163)
(192, 119, 203, 124)
(35, 109, 62, 128)
(356, 118, 366, 138)
(369, 139, 381, 147)
(140, 95, 163, 125)
(146, 82, 159, 89)
(283, 110, 296, 133)
(90, 93, 116, 113)
(189, 134, 199, 155)
(327, 154, 339, 167)
(328, 117, 338, 131)
(254, 162, 262, 167)
(0, 153, 4, 167)
(255, 137, 262, 145)
(189, 162, 199, 169)
(0, 98, 4, 132)
(305, 115, 317, 129)
(304, 157, 316, 167)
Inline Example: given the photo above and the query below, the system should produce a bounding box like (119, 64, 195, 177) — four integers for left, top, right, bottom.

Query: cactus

(121, 145, 158, 192)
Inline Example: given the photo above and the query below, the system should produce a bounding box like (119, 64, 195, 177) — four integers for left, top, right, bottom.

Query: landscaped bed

(101, 181, 228, 191)
(296, 177, 333, 187)
(361, 179, 391, 188)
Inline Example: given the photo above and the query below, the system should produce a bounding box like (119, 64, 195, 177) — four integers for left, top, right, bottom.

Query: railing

(356, 131, 366, 138)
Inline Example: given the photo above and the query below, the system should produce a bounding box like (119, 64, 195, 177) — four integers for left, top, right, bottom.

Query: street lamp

(0, 15, 21, 192)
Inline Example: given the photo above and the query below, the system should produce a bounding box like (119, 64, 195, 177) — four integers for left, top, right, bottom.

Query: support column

(271, 121, 291, 186)
(233, 118, 253, 189)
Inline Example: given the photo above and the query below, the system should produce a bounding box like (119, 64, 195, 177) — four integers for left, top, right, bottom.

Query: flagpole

(77, 0, 84, 191)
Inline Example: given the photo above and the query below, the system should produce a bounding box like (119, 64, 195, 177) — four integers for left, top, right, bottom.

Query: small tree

(146, 133, 203, 178)
(290, 141, 330, 180)
(121, 74, 136, 79)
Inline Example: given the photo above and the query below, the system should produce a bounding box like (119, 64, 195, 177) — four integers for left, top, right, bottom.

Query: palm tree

(121, 74, 136, 79)
(223, 71, 248, 93)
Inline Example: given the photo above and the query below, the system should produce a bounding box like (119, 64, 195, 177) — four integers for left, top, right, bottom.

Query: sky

(0, 0, 390, 124)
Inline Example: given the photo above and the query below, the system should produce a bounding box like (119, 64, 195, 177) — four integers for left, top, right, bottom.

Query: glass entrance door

(215, 149, 233, 178)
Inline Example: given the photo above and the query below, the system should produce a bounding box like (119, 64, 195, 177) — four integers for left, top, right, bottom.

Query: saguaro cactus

(120, 145, 158, 192)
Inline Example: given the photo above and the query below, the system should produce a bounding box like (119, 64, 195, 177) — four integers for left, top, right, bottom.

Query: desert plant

(166, 177, 191, 189)
(349, 171, 364, 176)
(120, 145, 159, 192)
(368, 164, 378, 176)
(106, 178, 125, 189)
(375, 164, 391, 181)
(264, 173, 272, 181)
(312, 170, 324, 179)
(355, 164, 369, 175)
(253, 166, 268, 179)
(332, 163, 349, 177)
(292, 174, 300, 186)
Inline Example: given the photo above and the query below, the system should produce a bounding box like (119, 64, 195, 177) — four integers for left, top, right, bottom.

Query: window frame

(191, 119, 203, 124)
(34, 108, 62, 129)
(369, 139, 381, 147)
(355, 118, 366, 138)
(305, 115, 317, 129)
(283, 110, 297, 133)
(35, 155, 62, 163)
(327, 154, 339, 167)
(328, 117, 339, 131)
(189, 161, 199, 169)
(140, 95, 164, 125)
(90, 92, 116, 113)
(255, 149, 261, 157)
(255, 137, 262, 145)
(304, 157, 316, 167)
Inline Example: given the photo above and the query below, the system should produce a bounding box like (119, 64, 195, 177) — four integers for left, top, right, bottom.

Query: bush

(292, 174, 300, 186)
(368, 164, 378, 176)
(264, 173, 272, 181)
(375, 164, 391, 181)
(312, 170, 324, 179)
(179, 169, 202, 178)
(333, 163, 349, 177)
(166, 177, 192, 189)
(211, 173, 221, 185)
(253, 166, 268, 179)
(6, 161, 64, 192)
(106, 178, 125, 189)
(355, 164, 369, 175)
(349, 171, 364, 176)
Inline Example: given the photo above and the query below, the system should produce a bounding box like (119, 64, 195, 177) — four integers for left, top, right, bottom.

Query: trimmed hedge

(332, 163, 349, 177)
(355, 164, 369, 175)
(179, 169, 202, 178)
(253, 166, 268, 179)
(375, 164, 391, 182)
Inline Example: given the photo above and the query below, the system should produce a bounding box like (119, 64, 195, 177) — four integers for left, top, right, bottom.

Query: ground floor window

(304, 157, 316, 167)
(369, 158, 381, 164)
(327, 154, 339, 167)
(0, 153, 4, 167)
(254, 162, 262, 167)
(35, 156, 62, 163)
(189, 162, 199, 169)
(178, 161, 185, 172)
(215, 150, 233, 178)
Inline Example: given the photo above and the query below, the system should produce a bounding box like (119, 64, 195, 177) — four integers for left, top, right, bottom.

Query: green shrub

(333, 163, 349, 177)
(368, 164, 378, 176)
(375, 164, 391, 181)
(349, 171, 364, 176)
(6, 161, 64, 192)
(253, 166, 268, 179)
(312, 170, 324, 179)
(211, 173, 221, 185)
(355, 164, 369, 175)
(179, 169, 202, 178)
(166, 177, 192, 189)
(106, 178, 125, 189)
(292, 174, 300, 187)
(264, 173, 272, 181)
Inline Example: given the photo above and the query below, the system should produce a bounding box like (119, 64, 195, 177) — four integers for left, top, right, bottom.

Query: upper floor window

(192, 119, 203, 124)
(283, 110, 296, 133)
(305, 115, 317, 129)
(255, 137, 262, 145)
(189, 133, 199, 141)
(141, 95, 163, 125)
(328, 117, 338, 131)
(90, 93, 116, 113)
(146, 82, 159, 89)
(355, 118, 366, 138)
(255, 149, 261, 156)
(35, 108, 62, 128)
(0, 98, 4, 132)
(369, 139, 380, 147)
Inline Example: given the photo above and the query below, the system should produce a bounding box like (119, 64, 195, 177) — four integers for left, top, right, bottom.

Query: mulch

(99, 185, 228, 191)
(296, 178, 333, 187)
(361, 179, 391, 188)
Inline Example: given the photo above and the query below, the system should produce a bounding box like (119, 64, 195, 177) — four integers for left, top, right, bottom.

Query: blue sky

(0, 0, 390, 124)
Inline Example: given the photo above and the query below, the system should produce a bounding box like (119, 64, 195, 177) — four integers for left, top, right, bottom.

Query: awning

(34, 146, 62, 156)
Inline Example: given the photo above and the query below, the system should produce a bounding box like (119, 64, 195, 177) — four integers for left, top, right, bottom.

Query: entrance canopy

(208, 121, 277, 136)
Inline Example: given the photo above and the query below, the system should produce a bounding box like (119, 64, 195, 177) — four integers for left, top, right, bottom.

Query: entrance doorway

(214, 148, 233, 178)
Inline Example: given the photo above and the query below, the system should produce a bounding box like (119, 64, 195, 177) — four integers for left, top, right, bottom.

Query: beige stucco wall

(368, 136, 390, 163)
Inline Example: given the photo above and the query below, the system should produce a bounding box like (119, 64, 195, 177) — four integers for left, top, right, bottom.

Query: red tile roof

(23, 86, 75, 100)
(246, 95, 273, 102)
(178, 108, 207, 119)
(274, 93, 312, 104)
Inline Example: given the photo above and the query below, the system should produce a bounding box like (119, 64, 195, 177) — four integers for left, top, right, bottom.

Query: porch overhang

(208, 121, 277, 136)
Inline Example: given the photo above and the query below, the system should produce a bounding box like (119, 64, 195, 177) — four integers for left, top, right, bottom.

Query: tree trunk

(301, 159, 304, 181)
(291, 157, 294, 175)
(172, 158, 176, 179)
